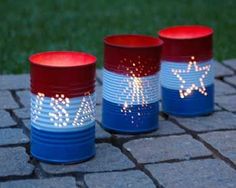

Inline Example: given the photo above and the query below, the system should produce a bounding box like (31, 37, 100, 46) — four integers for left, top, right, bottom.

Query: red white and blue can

(102, 34, 163, 133)
(29, 51, 96, 163)
(158, 25, 214, 116)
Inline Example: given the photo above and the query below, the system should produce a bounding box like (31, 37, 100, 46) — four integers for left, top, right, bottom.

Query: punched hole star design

(119, 56, 151, 124)
(116, 56, 157, 125)
(171, 56, 211, 99)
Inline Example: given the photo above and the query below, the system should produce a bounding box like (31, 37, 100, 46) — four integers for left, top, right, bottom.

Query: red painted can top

(158, 25, 213, 62)
(29, 51, 96, 98)
(104, 34, 163, 77)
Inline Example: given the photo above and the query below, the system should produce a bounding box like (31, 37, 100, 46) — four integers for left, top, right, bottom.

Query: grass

(0, 0, 235, 74)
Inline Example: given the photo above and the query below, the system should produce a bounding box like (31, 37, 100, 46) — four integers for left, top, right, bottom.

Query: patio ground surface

(0, 59, 236, 188)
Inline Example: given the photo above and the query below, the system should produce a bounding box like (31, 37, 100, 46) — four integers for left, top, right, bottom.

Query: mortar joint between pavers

(112, 132, 188, 144)
(110, 136, 163, 188)
(10, 90, 24, 108)
(0, 174, 35, 182)
(74, 174, 88, 188)
(222, 62, 236, 74)
(197, 135, 236, 171)
(35, 165, 84, 180)
(5, 109, 24, 129)
(140, 155, 214, 166)
(222, 79, 236, 90)
(169, 116, 236, 171)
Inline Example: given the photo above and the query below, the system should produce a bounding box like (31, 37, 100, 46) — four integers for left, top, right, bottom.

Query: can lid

(158, 25, 213, 62)
(104, 34, 163, 48)
(29, 51, 96, 98)
(104, 34, 163, 77)
(29, 51, 96, 67)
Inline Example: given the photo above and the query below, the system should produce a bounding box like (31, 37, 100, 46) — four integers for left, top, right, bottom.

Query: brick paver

(173, 111, 236, 132)
(200, 131, 236, 164)
(146, 159, 236, 188)
(215, 61, 234, 78)
(0, 128, 29, 146)
(225, 75, 236, 87)
(0, 147, 34, 177)
(40, 143, 135, 174)
(0, 91, 18, 109)
(84, 170, 155, 188)
(16, 90, 30, 107)
(13, 107, 30, 119)
(215, 80, 236, 96)
(95, 105, 102, 123)
(223, 59, 236, 71)
(0, 110, 16, 128)
(0, 74, 29, 90)
(124, 135, 211, 163)
(0, 63, 236, 187)
(216, 95, 236, 112)
(0, 177, 77, 188)
(96, 85, 103, 105)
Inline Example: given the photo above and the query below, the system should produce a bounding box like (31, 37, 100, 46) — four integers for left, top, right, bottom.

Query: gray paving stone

(215, 104, 222, 111)
(96, 85, 103, 105)
(96, 104, 102, 123)
(174, 111, 236, 132)
(200, 131, 236, 164)
(146, 159, 236, 188)
(114, 120, 185, 139)
(96, 79, 100, 85)
(223, 59, 236, 71)
(216, 95, 236, 112)
(225, 76, 236, 87)
(124, 135, 211, 164)
(0, 110, 16, 127)
(16, 90, 30, 107)
(154, 121, 185, 136)
(215, 61, 234, 78)
(0, 176, 77, 188)
(40, 143, 134, 174)
(22, 119, 30, 130)
(85, 170, 155, 188)
(0, 147, 34, 177)
(96, 69, 103, 84)
(215, 80, 236, 96)
(13, 107, 30, 119)
(0, 91, 19, 109)
(0, 74, 29, 90)
(0, 128, 29, 146)
(96, 123, 111, 140)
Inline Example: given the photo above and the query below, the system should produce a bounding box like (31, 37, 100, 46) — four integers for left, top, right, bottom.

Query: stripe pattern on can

(31, 92, 96, 132)
(103, 69, 159, 105)
(160, 58, 214, 98)
(102, 69, 159, 132)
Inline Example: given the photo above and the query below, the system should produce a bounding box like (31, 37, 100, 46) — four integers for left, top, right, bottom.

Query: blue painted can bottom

(102, 99, 159, 134)
(31, 124, 95, 164)
(161, 84, 214, 117)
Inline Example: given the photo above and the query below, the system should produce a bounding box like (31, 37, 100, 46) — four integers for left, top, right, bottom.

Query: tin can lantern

(29, 51, 96, 163)
(102, 34, 163, 133)
(158, 25, 214, 116)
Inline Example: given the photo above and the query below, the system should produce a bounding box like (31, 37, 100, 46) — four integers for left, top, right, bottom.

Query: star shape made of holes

(171, 57, 211, 98)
